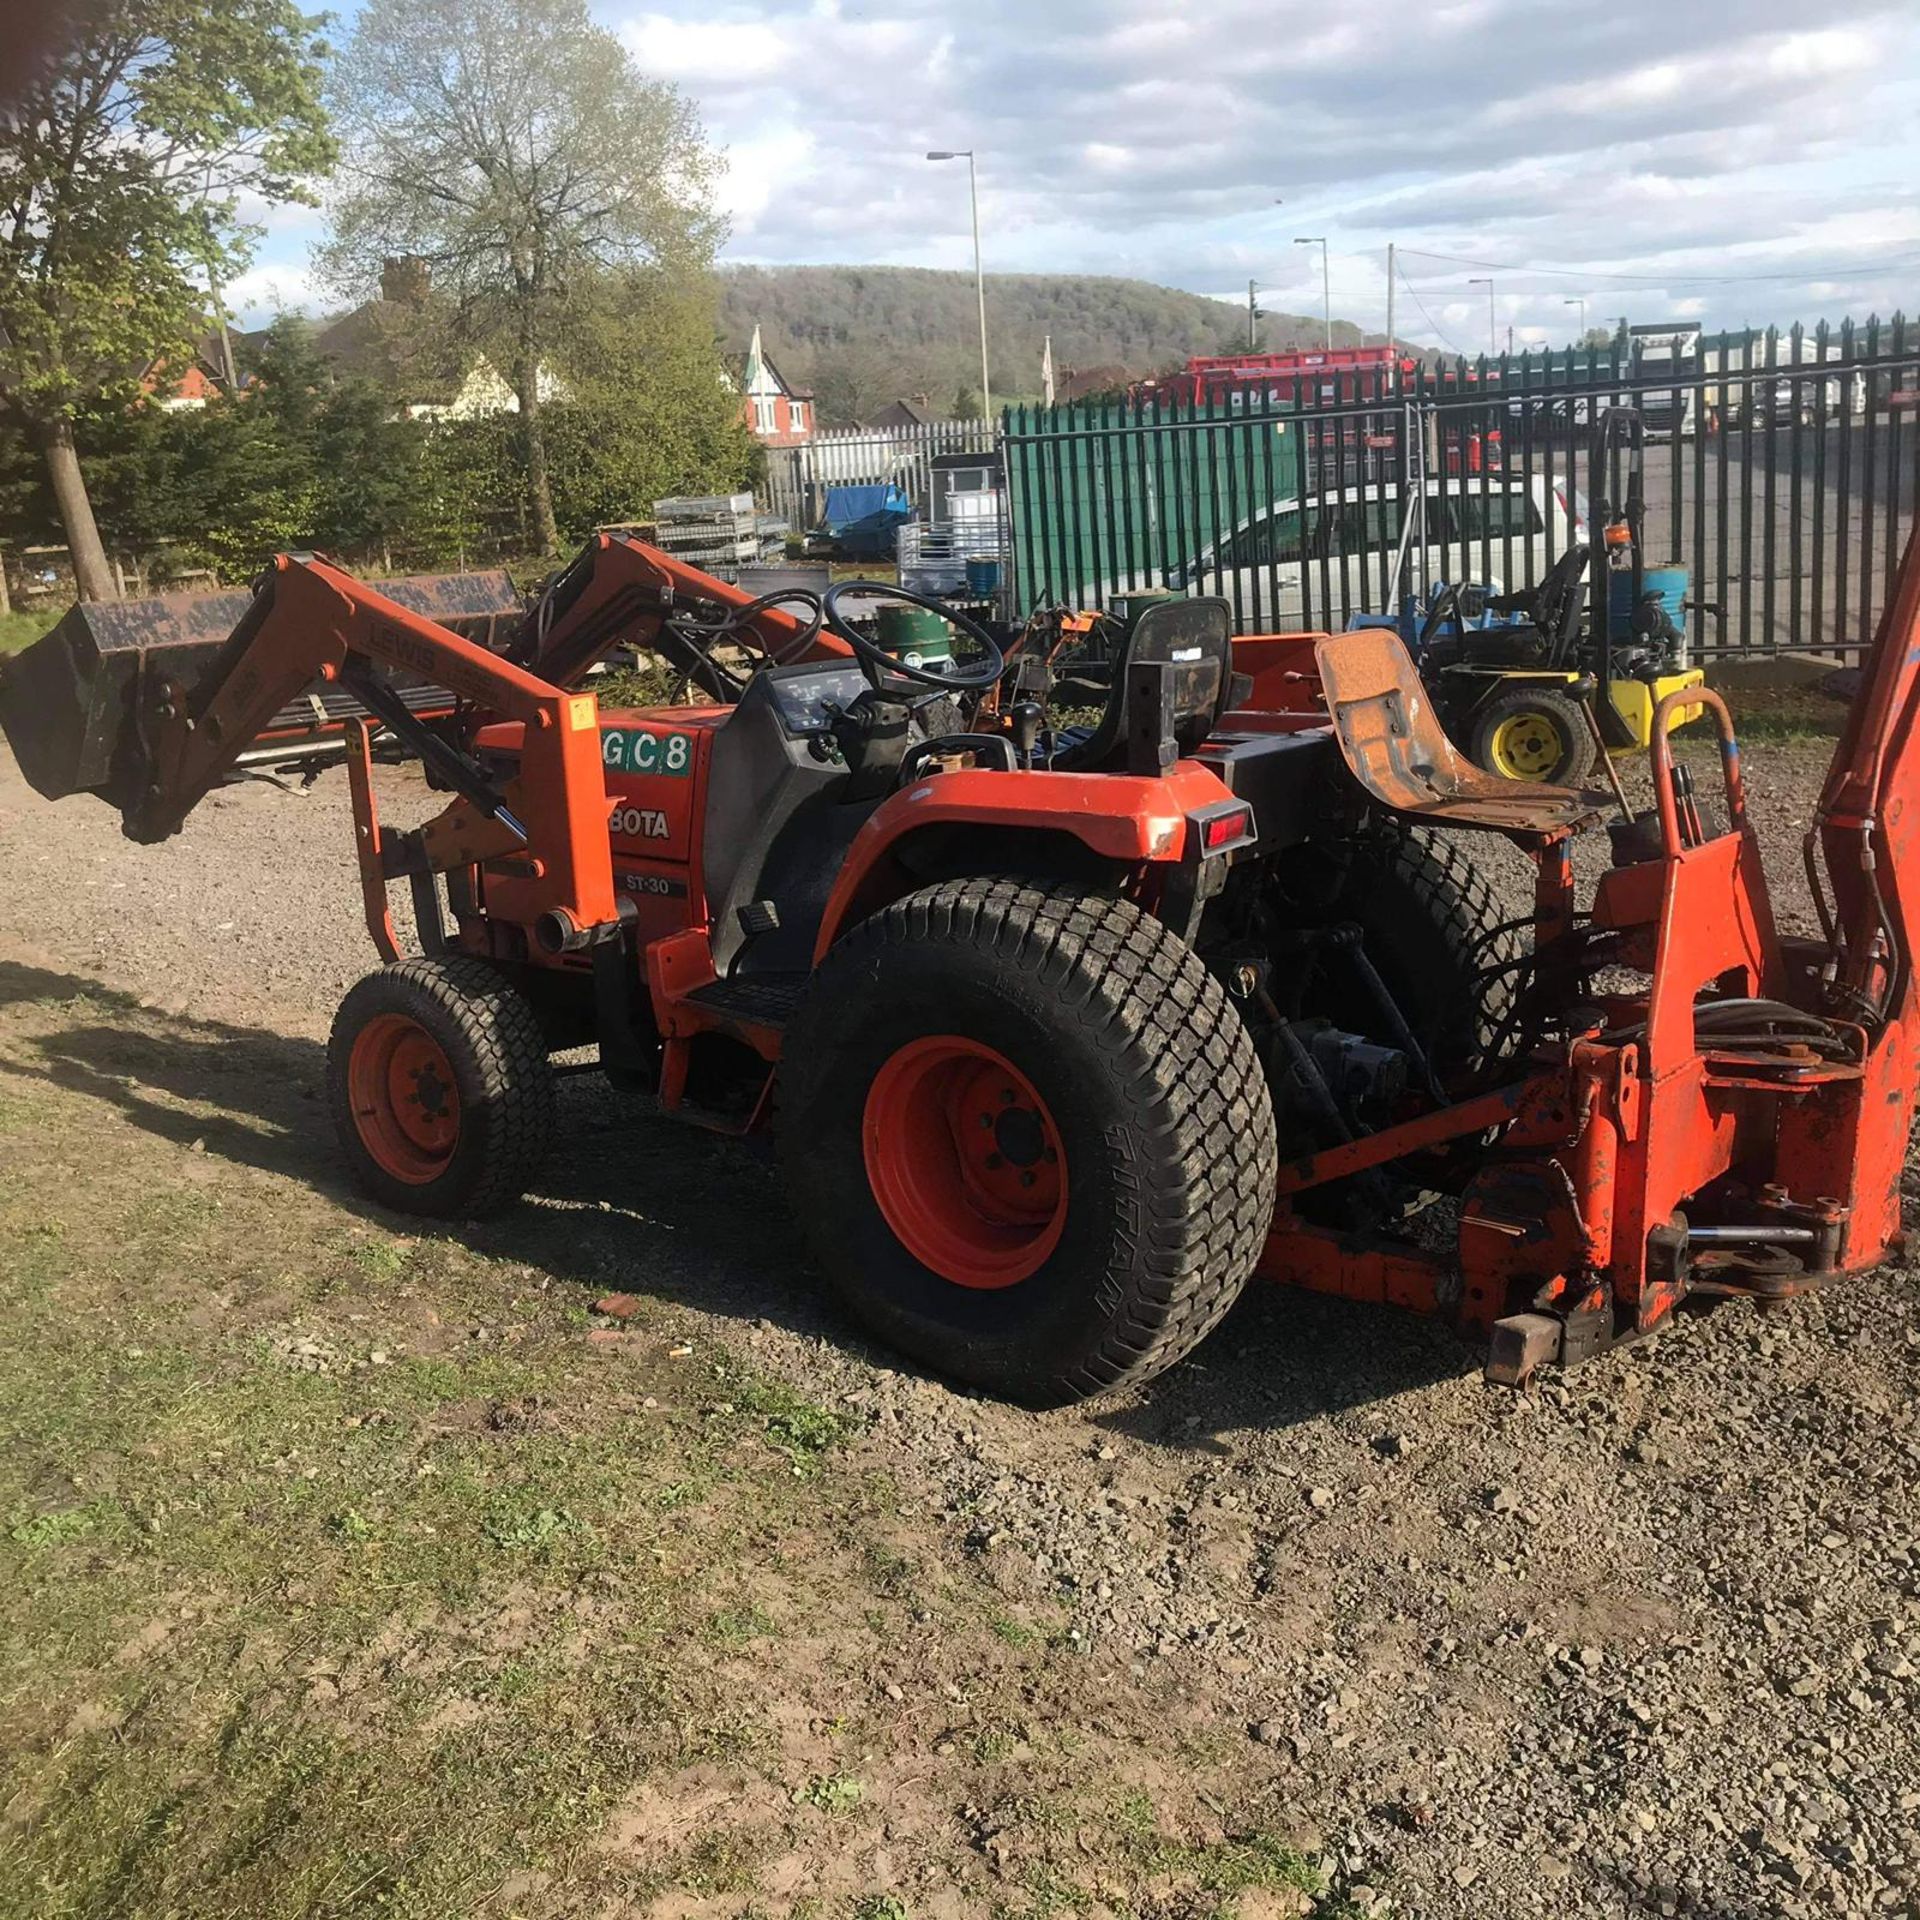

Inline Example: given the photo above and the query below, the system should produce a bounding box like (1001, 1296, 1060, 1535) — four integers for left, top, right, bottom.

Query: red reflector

(1202, 808, 1250, 850)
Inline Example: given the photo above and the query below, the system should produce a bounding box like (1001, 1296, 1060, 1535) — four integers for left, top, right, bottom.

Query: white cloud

(241, 0, 1920, 345)
(720, 126, 818, 226)
(225, 261, 318, 319)
(618, 11, 794, 83)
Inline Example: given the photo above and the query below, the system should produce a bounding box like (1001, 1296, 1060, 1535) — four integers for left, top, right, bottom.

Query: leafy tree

(0, 0, 334, 599)
(542, 268, 753, 539)
(807, 351, 923, 432)
(950, 385, 981, 422)
(324, 0, 723, 556)
(148, 316, 429, 577)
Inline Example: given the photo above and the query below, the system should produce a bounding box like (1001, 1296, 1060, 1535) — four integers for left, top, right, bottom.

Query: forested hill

(717, 264, 1369, 425)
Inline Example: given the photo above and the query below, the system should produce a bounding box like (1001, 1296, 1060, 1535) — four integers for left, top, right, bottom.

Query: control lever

(1008, 700, 1045, 770)
(1569, 672, 1635, 824)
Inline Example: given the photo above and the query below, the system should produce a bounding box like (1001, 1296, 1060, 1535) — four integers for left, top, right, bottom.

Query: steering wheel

(822, 580, 1005, 692)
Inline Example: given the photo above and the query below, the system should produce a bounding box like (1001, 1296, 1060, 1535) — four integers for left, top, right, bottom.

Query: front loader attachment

(0, 570, 521, 808)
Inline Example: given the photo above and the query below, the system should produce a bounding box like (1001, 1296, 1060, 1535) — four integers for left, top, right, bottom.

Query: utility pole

(927, 149, 991, 422)
(1385, 241, 1396, 380)
(1468, 276, 1496, 356)
(1295, 236, 1330, 350)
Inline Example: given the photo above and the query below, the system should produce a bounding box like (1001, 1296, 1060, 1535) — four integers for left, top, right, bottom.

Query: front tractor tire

(327, 957, 555, 1218)
(777, 879, 1278, 1407)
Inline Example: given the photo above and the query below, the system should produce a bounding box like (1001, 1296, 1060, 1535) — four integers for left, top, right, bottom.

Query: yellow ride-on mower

(1373, 408, 1704, 785)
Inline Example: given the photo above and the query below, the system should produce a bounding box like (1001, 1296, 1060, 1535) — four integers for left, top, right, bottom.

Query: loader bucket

(0, 571, 521, 805)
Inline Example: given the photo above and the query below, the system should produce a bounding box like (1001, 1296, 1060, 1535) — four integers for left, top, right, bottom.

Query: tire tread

(327, 956, 553, 1218)
(781, 878, 1276, 1402)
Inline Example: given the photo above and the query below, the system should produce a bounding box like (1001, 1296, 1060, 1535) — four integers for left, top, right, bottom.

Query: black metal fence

(1001, 316, 1920, 659)
(758, 418, 997, 531)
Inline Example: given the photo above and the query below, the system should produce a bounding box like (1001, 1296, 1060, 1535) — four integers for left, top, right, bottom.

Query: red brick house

(138, 335, 243, 410)
(739, 325, 813, 447)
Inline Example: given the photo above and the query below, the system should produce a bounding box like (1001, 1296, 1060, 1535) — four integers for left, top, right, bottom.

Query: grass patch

(705, 1600, 777, 1646)
(0, 1027, 902, 1918)
(0, 606, 60, 656)
(722, 1367, 855, 1475)
(795, 1772, 865, 1815)
(1113, 1790, 1325, 1906)
(1710, 707, 1843, 742)
(0, 992, 1367, 1918)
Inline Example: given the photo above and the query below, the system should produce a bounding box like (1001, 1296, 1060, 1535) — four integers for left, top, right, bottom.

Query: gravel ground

(4, 730, 1918, 1919)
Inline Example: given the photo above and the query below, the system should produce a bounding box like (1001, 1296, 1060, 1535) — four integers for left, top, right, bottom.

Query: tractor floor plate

(685, 973, 811, 1029)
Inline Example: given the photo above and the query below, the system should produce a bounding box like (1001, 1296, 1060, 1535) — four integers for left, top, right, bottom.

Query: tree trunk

(515, 346, 559, 556)
(40, 414, 116, 602)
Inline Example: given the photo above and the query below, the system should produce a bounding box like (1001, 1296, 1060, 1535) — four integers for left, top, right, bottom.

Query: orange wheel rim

(347, 1013, 461, 1184)
(862, 1035, 1067, 1290)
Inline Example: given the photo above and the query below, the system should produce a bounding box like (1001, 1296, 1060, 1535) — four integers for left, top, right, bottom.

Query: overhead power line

(1394, 245, 1920, 288)
(1395, 264, 1471, 357)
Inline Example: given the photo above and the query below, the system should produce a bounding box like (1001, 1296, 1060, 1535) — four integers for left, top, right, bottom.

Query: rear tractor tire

(777, 878, 1278, 1407)
(1298, 823, 1524, 1077)
(327, 957, 555, 1218)
(1467, 685, 1596, 786)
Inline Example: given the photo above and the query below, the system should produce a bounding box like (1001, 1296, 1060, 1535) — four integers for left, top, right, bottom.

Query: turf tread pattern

(327, 957, 554, 1219)
(782, 878, 1277, 1401)
(1381, 825, 1525, 1066)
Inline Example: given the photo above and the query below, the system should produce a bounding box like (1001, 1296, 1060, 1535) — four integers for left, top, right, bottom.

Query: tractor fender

(811, 759, 1239, 962)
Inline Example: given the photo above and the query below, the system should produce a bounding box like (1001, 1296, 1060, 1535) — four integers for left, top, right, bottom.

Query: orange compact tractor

(5, 529, 1918, 1404)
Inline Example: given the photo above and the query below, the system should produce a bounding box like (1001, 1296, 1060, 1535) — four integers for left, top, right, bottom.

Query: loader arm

(127, 552, 620, 948)
(516, 530, 851, 690)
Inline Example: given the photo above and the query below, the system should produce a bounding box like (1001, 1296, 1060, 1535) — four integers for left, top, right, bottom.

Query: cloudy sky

(234, 0, 1920, 352)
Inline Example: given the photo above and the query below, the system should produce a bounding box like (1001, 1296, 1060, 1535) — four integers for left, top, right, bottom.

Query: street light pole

(1294, 237, 1330, 350)
(927, 149, 991, 423)
(1564, 296, 1587, 346)
(1468, 276, 1496, 356)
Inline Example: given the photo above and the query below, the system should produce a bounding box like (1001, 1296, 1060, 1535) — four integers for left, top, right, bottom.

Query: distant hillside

(718, 265, 1370, 426)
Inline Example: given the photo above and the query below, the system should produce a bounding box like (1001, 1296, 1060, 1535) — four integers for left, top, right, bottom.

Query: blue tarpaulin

(817, 483, 913, 558)
(822, 483, 908, 530)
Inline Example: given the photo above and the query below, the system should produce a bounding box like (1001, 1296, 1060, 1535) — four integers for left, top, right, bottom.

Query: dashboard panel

(762, 663, 869, 738)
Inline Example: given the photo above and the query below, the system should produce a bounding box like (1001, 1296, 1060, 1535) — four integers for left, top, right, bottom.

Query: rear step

(659, 973, 809, 1135)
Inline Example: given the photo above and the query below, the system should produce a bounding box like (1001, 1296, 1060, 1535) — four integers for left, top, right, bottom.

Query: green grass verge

(0, 989, 1366, 1920)
(0, 607, 61, 656)
(0, 1035, 875, 1917)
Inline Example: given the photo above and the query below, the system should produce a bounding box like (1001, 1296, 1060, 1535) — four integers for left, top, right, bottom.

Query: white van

(1154, 476, 1585, 630)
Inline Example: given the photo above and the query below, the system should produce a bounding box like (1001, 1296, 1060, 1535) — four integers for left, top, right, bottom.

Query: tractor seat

(1490, 543, 1591, 667)
(1422, 628, 1550, 671)
(1314, 625, 1610, 838)
(1049, 597, 1237, 774)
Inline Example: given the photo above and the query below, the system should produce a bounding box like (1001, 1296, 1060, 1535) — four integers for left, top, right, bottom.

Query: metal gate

(1001, 316, 1920, 659)
(758, 419, 997, 530)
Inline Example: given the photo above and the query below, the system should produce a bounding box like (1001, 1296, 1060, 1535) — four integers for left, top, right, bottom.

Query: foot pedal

(737, 899, 781, 938)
